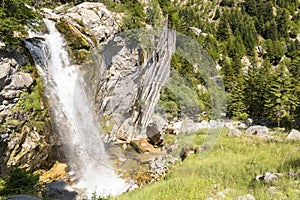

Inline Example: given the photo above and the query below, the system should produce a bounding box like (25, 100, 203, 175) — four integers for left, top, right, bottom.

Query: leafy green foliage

(0, 0, 40, 43)
(0, 167, 39, 196)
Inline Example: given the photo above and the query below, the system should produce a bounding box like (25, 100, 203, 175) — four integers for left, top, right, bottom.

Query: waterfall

(24, 19, 128, 197)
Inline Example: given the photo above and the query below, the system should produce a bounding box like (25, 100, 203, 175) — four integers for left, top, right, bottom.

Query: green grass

(114, 130, 300, 200)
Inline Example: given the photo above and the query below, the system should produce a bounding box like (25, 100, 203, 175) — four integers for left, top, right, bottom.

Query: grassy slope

(114, 130, 300, 200)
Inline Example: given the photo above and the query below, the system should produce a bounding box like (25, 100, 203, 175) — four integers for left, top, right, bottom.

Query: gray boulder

(44, 180, 78, 200)
(245, 125, 268, 135)
(227, 128, 242, 137)
(6, 195, 41, 200)
(6, 72, 33, 89)
(286, 129, 300, 140)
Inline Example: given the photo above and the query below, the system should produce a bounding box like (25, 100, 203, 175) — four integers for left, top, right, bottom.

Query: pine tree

(217, 10, 231, 41)
(276, 9, 290, 40)
(264, 65, 297, 129)
(246, 60, 272, 118)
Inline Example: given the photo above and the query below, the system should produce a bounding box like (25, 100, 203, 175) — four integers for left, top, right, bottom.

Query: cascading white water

(24, 19, 128, 197)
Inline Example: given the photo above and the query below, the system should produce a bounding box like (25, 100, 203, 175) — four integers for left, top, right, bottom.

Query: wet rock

(6, 195, 42, 200)
(39, 162, 68, 183)
(43, 180, 78, 200)
(227, 128, 242, 137)
(286, 129, 300, 140)
(245, 125, 268, 136)
(236, 194, 256, 200)
(130, 138, 158, 153)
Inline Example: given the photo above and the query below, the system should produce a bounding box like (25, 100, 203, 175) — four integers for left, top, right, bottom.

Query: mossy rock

(55, 19, 90, 64)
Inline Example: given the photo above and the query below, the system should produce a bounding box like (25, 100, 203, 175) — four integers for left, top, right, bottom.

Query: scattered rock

(268, 186, 279, 192)
(287, 172, 300, 178)
(236, 194, 256, 200)
(130, 138, 158, 153)
(238, 122, 248, 129)
(245, 125, 269, 136)
(255, 172, 280, 183)
(180, 119, 209, 133)
(223, 188, 235, 194)
(217, 191, 226, 198)
(189, 27, 202, 36)
(210, 119, 225, 128)
(180, 146, 199, 161)
(163, 120, 183, 135)
(43, 180, 78, 200)
(6, 195, 42, 200)
(286, 129, 300, 140)
(227, 128, 242, 137)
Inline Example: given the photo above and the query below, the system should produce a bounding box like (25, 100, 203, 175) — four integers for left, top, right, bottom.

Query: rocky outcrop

(92, 23, 176, 141)
(45, 2, 122, 45)
(0, 47, 57, 173)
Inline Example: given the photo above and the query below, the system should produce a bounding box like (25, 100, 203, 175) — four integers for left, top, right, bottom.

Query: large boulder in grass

(245, 125, 269, 136)
(286, 129, 300, 140)
(227, 128, 242, 137)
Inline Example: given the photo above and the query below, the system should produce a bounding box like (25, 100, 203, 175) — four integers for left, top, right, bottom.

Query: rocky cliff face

(94, 26, 176, 141)
(0, 44, 57, 173)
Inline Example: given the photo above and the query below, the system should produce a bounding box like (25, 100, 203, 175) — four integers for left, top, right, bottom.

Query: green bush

(0, 167, 39, 196)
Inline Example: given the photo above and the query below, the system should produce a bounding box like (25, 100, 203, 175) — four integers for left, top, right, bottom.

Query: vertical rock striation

(94, 24, 176, 141)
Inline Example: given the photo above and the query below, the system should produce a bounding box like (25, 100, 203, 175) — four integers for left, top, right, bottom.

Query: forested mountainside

(1, 0, 299, 129)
